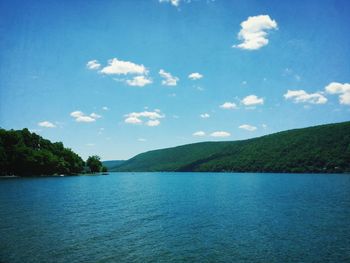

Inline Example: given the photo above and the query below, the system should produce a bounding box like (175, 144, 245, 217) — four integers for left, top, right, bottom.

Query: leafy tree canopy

(86, 155, 103, 173)
(0, 128, 84, 176)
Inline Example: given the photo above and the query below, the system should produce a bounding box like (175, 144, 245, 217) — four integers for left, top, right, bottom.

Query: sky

(0, 0, 350, 161)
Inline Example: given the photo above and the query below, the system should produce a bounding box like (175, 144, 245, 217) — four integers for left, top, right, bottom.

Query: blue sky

(1, 0, 349, 161)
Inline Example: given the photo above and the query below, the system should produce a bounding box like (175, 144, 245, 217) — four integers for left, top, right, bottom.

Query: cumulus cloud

(125, 116, 142, 124)
(188, 72, 203, 80)
(70, 111, 101, 123)
(124, 110, 164, 126)
(38, 121, 56, 128)
(91, 58, 153, 88)
(239, 124, 257, 131)
(159, 69, 179, 86)
(284, 90, 327, 104)
(126, 75, 153, 87)
(100, 58, 147, 75)
(90, 113, 101, 119)
(234, 15, 278, 50)
(102, 106, 109, 111)
(86, 60, 101, 70)
(159, 0, 180, 7)
(220, 102, 237, 109)
(200, 113, 210, 118)
(210, 131, 231, 137)
(146, 120, 160, 127)
(193, 131, 206, 137)
(325, 82, 350, 105)
(138, 138, 147, 142)
(241, 95, 264, 106)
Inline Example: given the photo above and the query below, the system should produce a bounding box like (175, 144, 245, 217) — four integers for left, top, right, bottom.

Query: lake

(1, 172, 349, 262)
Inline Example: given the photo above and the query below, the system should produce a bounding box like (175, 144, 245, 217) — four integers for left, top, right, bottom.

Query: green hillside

(102, 160, 125, 171)
(116, 121, 350, 173)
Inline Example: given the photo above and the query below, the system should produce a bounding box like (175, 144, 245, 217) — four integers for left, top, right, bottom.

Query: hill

(116, 121, 350, 173)
(102, 160, 125, 171)
(0, 128, 84, 176)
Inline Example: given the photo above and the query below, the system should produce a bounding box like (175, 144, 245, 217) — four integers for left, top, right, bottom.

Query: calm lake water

(1, 172, 350, 262)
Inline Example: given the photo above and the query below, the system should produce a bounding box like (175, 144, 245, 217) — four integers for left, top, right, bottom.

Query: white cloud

(70, 111, 101, 123)
(193, 131, 206, 137)
(137, 138, 147, 142)
(86, 143, 95, 147)
(220, 102, 237, 109)
(159, 69, 179, 86)
(239, 124, 257, 131)
(188, 72, 203, 80)
(126, 75, 153, 87)
(284, 90, 327, 104)
(146, 120, 161, 127)
(200, 113, 210, 118)
(325, 82, 350, 105)
(100, 58, 148, 75)
(234, 15, 278, 50)
(241, 95, 264, 106)
(124, 110, 165, 126)
(70, 111, 84, 118)
(90, 113, 101, 119)
(262, 124, 267, 129)
(86, 60, 101, 70)
(159, 0, 180, 7)
(210, 131, 231, 137)
(125, 117, 142, 124)
(75, 116, 96, 123)
(127, 111, 164, 119)
(38, 121, 56, 128)
(102, 106, 109, 111)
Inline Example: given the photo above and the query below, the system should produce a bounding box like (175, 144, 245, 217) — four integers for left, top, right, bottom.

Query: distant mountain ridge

(115, 121, 350, 173)
(102, 160, 125, 171)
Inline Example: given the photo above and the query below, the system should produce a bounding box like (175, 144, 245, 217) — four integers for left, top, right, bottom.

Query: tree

(101, 166, 108, 173)
(86, 155, 102, 173)
(0, 128, 84, 176)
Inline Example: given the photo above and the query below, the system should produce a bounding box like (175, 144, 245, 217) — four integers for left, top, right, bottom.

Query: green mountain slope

(116, 122, 350, 173)
(102, 160, 125, 171)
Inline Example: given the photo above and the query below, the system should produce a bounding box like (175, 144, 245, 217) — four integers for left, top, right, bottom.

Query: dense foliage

(0, 128, 84, 176)
(116, 121, 350, 173)
(86, 155, 103, 173)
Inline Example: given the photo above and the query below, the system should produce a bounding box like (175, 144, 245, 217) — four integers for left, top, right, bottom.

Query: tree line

(0, 128, 106, 176)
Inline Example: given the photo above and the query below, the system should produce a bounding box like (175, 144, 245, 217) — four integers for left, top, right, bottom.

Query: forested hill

(0, 128, 84, 176)
(116, 121, 350, 173)
(102, 160, 125, 171)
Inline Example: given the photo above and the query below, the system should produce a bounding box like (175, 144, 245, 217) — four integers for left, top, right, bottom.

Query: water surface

(1, 172, 349, 262)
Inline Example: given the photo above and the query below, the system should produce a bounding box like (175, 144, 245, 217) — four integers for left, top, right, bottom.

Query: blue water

(0, 172, 350, 262)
